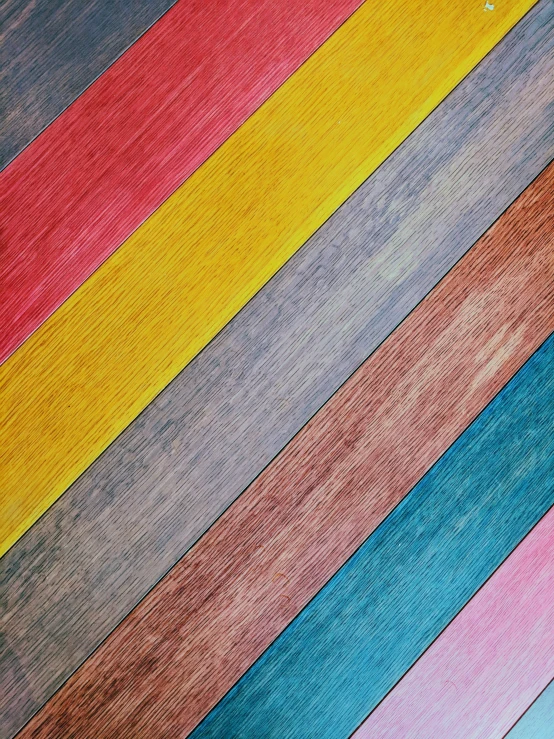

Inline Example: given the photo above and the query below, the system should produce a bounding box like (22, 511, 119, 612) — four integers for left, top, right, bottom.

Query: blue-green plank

(507, 681, 554, 738)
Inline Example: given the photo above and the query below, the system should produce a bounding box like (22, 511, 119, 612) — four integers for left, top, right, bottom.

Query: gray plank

(1, 3, 553, 736)
(0, 0, 177, 169)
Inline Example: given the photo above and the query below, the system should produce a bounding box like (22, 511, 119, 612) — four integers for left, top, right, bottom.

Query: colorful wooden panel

(0, 0, 176, 168)
(0, 0, 362, 362)
(507, 681, 554, 738)
(2, 7, 552, 735)
(355, 504, 554, 738)
(187, 337, 554, 739)
(17, 163, 554, 737)
(0, 0, 536, 558)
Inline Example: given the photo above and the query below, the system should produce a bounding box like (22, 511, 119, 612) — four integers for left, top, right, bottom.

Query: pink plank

(354, 502, 554, 739)
(0, 0, 362, 364)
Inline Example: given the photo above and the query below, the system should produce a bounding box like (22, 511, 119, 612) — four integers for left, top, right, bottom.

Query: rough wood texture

(0, 0, 362, 362)
(507, 680, 554, 738)
(1, 6, 553, 734)
(0, 0, 535, 558)
(191, 342, 554, 739)
(0, 0, 176, 169)
(19, 164, 554, 739)
(355, 504, 554, 738)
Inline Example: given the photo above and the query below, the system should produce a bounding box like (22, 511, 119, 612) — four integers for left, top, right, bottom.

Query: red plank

(0, 0, 362, 364)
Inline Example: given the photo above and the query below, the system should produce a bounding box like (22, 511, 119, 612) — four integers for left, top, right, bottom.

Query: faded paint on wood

(0, 0, 536, 555)
(19, 164, 554, 738)
(1, 5, 553, 735)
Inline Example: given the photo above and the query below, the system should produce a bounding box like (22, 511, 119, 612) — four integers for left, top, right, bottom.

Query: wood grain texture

(507, 680, 554, 738)
(1, 6, 553, 734)
(0, 0, 177, 169)
(355, 503, 554, 738)
(0, 0, 536, 558)
(190, 340, 554, 739)
(19, 164, 554, 739)
(0, 0, 363, 362)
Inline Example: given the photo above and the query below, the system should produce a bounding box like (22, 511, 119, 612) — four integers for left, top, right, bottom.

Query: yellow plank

(0, 0, 536, 557)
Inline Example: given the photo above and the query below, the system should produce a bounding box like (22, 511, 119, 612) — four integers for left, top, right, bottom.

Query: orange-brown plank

(21, 164, 554, 739)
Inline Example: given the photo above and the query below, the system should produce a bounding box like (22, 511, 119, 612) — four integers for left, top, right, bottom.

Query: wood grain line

(1, 5, 552, 734)
(0, 0, 536, 556)
(506, 680, 554, 738)
(19, 162, 554, 739)
(0, 0, 363, 361)
(0, 0, 177, 169)
(354, 503, 554, 739)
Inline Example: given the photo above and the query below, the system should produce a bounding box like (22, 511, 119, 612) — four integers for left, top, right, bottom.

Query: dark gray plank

(1, 3, 553, 736)
(0, 0, 176, 169)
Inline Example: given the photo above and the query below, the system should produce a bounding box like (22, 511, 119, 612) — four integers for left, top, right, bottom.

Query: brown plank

(20, 164, 554, 739)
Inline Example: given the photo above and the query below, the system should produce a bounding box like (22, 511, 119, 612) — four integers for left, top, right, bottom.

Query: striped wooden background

(1, 0, 553, 736)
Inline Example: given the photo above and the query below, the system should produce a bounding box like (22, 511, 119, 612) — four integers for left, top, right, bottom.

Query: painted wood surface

(0, 0, 177, 169)
(1, 6, 553, 734)
(0, 0, 536, 559)
(18, 164, 554, 738)
(507, 680, 554, 738)
(189, 339, 554, 739)
(354, 502, 554, 738)
(0, 0, 363, 363)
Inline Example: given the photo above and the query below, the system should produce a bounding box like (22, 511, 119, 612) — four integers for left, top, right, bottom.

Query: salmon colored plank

(354, 505, 554, 739)
(0, 0, 536, 558)
(19, 163, 554, 739)
(0, 0, 363, 364)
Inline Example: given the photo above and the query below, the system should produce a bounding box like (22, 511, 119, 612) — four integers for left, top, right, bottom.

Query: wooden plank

(1, 5, 553, 734)
(0, 0, 176, 169)
(18, 164, 554, 738)
(0, 0, 536, 557)
(188, 350, 554, 739)
(507, 680, 554, 738)
(0, 0, 363, 362)
(354, 505, 554, 739)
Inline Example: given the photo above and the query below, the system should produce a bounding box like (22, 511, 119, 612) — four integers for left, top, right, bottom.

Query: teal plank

(193, 332, 554, 739)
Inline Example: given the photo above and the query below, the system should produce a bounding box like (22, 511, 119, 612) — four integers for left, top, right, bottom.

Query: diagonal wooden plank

(0, 0, 176, 169)
(0, 0, 536, 556)
(0, 0, 363, 361)
(506, 680, 554, 738)
(1, 5, 553, 734)
(354, 504, 554, 739)
(190, 339, 554, 739)
(18, 160, 554, 739)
